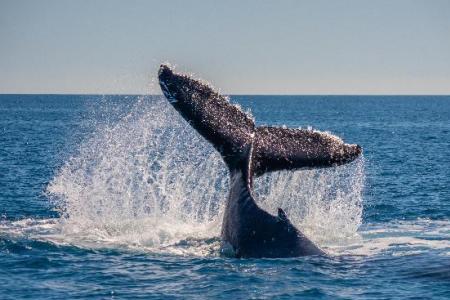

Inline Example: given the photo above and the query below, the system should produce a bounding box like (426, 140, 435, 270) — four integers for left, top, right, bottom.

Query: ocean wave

(1, 218, 448, 258)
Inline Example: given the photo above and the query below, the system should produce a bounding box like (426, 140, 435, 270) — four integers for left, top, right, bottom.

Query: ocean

(0, 94, 449, 299)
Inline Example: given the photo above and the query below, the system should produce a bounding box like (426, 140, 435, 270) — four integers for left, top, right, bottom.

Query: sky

(0, 0, 449, 94)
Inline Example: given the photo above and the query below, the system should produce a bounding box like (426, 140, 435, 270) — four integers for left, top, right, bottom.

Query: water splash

(45, 96, 365, 255)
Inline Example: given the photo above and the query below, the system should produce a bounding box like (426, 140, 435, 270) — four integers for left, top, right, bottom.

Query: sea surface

(0, 94, 449, 299)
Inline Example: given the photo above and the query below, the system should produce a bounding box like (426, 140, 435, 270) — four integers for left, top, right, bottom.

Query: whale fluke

(158, 64, 362, 257)
(158, 64, 361, 176)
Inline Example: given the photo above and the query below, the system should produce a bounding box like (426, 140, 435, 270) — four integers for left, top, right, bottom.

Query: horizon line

(1, 93, 450, 97)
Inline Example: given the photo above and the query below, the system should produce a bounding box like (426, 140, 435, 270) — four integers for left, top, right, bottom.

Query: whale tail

(158, 64, 362, 178)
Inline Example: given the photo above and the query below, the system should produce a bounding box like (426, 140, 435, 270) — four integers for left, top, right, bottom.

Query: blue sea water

(0, 94, 449, 299)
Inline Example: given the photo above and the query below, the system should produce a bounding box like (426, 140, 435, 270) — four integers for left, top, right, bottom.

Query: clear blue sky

(1, 0, 449, 94)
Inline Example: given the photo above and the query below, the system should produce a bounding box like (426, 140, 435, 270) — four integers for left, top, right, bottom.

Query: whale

(158, 64, 362, 258)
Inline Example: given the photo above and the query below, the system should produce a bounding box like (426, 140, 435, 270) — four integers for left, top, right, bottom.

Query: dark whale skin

(158, 64, 361, 258)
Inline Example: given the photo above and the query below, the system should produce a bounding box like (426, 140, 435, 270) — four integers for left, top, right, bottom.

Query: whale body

(158, 64, 362, 258)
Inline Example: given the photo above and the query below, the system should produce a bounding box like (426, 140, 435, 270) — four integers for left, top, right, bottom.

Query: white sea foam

(2, 217, 448, 258)
(327, 219, 450, 257)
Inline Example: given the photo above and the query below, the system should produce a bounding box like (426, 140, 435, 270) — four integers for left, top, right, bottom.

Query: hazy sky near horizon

(1, 0, 450, 94)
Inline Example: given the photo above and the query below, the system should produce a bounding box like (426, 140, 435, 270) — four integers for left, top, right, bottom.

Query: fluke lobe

(158, 64, 362, 258)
